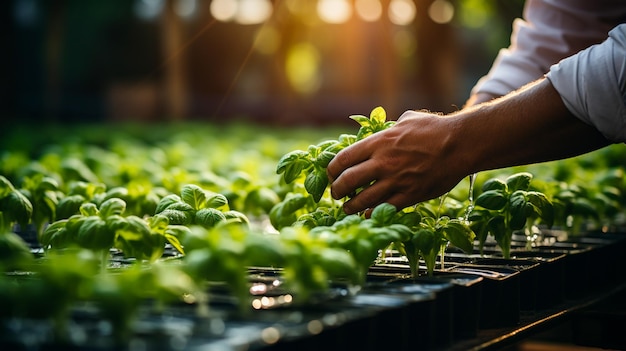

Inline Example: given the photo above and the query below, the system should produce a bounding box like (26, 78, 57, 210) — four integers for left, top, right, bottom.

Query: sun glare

(317, 0, 352, 24)
(388, 0, 416, 25)
(355, 0, 383, 22)
(235, 0, 273, 25)
(428, 0, 455, 24)
(286, 43, 321, 94)
(210, 0, 237, 21)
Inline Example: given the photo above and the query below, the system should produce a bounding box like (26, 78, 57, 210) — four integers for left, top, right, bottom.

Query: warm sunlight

(388, 0, 416, 25)
(317, 0, 352, 24)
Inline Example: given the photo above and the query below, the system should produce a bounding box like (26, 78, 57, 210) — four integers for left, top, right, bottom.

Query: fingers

(341, 178, 414, 215)
(327, 136, 379, 202)
(327, 138, 373, 183)
(329, 158, 378, 201)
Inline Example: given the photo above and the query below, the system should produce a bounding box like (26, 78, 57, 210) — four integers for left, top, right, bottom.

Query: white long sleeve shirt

(470, 0, 626, 142)
(546, 25, 626, 142)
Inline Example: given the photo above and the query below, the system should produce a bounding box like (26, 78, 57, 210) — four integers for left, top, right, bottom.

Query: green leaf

(369, 106, 387, 130)
(40, 219, 68, 248)
(205, 193, 229, 210)
(276, 150, 308, 174)
(56, 195, 86, 220)
(443, 221, 475, 253)
(165, 232, 185, 255)
(61, 158, 99, 183)
(395, 210, 422, 228)
(527, 191, 554, 226)
(315, 247, 359, 282)
(370, 203, 397, 227)
(148, 214, 169, 234)
(481, 178, 507, 192)
(316, 139, 339, 151)
(413, 228, 438, 253)
(103, 187, 129, 202)
(506, 172, 533, 192)
(195, 208, 226, 228)
(105, 214, 128, 232)
(76, 217, 112, 250)
(181, 184, 207, 211)
(337, 134, 357, 146)
(165, 201, 195, 213)
(315, 150, 336, 168)
(349, 114, 371, 128)
(0, 190, 33, 227)
(159, 209, 193, 226)
(99, 198, 126, 218)
(509, 191, 529, 230)
(118, 216, 151, 242)
(155, 194, 181, 214)
(223, 210, 249, 225)
(469, 209, 491, 251)
(487, 215, 507, 244)
(383, 121, 396, 129)
(304, 167, 328, 203)
(0, 176, 15, 198)
(475, 189, 508, 210)
(243, 234, 285, 267)
(386, 224, 413, 242)
(243, 187, 280, 215)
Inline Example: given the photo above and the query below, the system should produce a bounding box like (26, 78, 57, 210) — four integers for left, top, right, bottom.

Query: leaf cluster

(276, 106, 395, 203)
(395, 205, 475, 277)
(155, 184, 249, 229)
(469, 172, 553, 258)
(41, 198, 185, 263)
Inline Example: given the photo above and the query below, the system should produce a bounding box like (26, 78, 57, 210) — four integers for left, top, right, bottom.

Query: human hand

(326, 110, 468, 214)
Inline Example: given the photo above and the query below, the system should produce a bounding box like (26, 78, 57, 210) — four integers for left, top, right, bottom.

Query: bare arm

(327, 78, 610, 214)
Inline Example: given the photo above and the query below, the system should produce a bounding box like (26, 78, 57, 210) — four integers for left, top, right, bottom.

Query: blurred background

(1, 0, 524, 126)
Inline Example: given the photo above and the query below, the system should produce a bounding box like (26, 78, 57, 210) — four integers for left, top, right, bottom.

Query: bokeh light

(428, 0, 455, 24)
(285, 43, 321, 94)
(134, 0, 164, 21)
(210, 0, 237, 21)
(355, 0, 383, 22)
(235, 0, 273, 25)
(388, 0, 416, 25)
(317, 0, 352, 24)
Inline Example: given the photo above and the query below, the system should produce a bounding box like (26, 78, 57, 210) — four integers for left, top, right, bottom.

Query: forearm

(452, 78, 611, 174)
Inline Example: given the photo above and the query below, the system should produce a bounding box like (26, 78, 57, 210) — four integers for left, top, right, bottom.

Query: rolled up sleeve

(546, 24, 626, 143)
(471, 0, 626, 98)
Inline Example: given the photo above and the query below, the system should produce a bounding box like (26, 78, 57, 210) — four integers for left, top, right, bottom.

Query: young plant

(6, 249, 100, 341)
(90, 261, 202, 343)
(549, 182, 599, 234)
(181, 222, 252, 309)
(309, 203, 412, 284)
(41, 198, 184, 266)
(20, 174, 61, 236)
(396, 204, 475, 278)
(469, 172, 554, 258)
(55, 180, 107, 220)
(276, 106, 394, 203)
(278, 225, 361, 301)
(269, 192, 317, 230)
(98, 182, 164, 218)
(0, 175, 35, 270)
(155, 184, 249, 229)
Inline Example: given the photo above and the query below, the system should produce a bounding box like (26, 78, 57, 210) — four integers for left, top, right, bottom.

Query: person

(326, 0, 626, 215)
